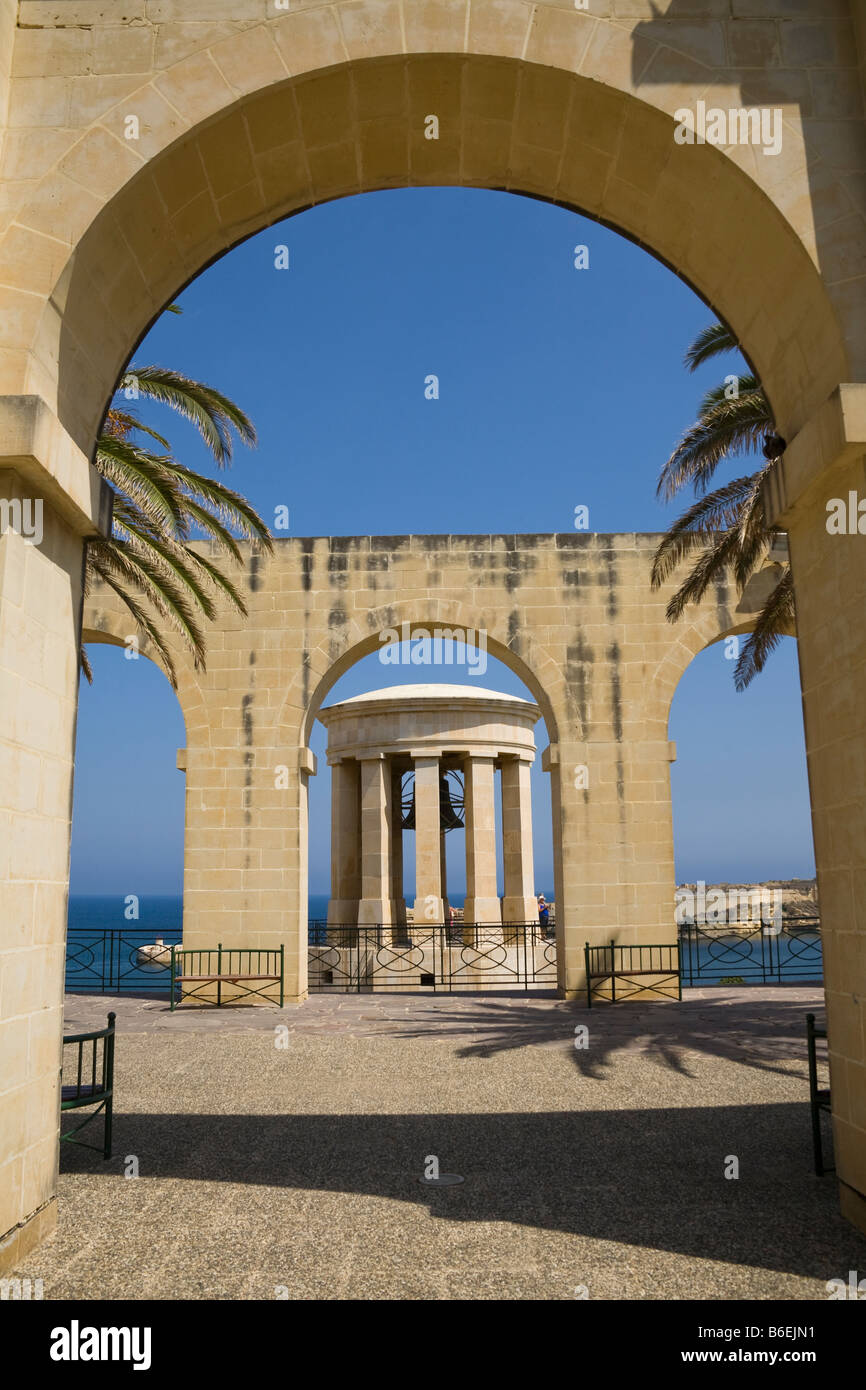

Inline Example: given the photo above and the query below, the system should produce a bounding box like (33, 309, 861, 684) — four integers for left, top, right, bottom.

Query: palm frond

(695, 375, 760, 419)
(94, 438, 188, 537)
(662, 529, 747, 622)
(89, 537, 209, 668)
(125, 366, 257, 465)
(88, 362, 268, 684)
(180, 544, 249, 616)
(684, 322, 740, 373)
(104, 408, 173, 450)
(656, 389, 772, 500)
(170, 465, 273, 550)
(734, 570, 796, 690)
(651, 475, 761, 586)
(86, 550, 181, 688)
(108, 522, 218, 623)
(172, 499, 244, 564)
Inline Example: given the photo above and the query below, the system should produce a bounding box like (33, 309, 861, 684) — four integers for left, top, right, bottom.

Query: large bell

(401, 772, 464, 832)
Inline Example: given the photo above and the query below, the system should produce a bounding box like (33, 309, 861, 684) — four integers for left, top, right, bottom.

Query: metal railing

(678, 918, 822, 986)
(66, 927, 181, 994)
(308, 921, 556, 992)
(65, 917, 824, 997)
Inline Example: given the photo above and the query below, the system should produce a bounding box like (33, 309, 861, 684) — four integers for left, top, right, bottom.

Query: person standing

(537, 894, 550, 937)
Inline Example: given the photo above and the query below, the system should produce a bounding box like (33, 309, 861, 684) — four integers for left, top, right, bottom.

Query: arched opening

(78, 171, 814, 1003)
(296, 625, 556, 995)
(67, 635, 187, 996)
(668, 633, 819, 990)
(304, 636, 556, 991)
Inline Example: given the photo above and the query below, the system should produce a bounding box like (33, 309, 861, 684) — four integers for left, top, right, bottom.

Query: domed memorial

(318, 685, 540, 932)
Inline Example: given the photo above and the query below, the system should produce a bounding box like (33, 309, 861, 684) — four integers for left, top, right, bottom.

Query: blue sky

(69, 186, 815, 898)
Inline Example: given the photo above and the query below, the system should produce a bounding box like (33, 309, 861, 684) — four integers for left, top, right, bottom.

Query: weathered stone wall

(81, 531, 744, 1000)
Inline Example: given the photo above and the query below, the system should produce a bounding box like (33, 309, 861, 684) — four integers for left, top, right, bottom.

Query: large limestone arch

(5, 18, 853, 451)
(3, 1, 866, 1265)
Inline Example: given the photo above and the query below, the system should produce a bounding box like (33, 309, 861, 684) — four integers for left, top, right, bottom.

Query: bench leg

(104, 1095, 113, 1160)
(810, 1098, 824, 1177)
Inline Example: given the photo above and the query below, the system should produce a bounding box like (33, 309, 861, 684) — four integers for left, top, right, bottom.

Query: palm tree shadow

(372, 993, 825, 1083)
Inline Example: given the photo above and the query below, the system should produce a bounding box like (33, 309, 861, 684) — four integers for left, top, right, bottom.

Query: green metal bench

(61, 1011, 115, 1158)
(585, 939, 682, 1006)
(169, 944, 284, 1009)
(806, 1012, 832, 1176)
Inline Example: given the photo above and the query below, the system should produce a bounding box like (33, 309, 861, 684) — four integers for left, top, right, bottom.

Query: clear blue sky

(69, 187, 815, 898)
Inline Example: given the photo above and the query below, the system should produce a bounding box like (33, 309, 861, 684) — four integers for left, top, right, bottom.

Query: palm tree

(650, 323, 793, 689)
(85, 364, 272, 688)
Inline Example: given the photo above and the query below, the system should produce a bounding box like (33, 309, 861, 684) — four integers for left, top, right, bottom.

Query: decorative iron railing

(66, 927, 182, 994)
(307, 921, 556, 993)
(65, 918, 823, 997)
(678, 919, 822, 986)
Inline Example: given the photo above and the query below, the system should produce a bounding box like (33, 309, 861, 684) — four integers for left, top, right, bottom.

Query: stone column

(390, 764, 407, 930)
(440, 830, 449, 917)
(412, 755, 445, 924)
(0, 398, 111, 1274)
(763, 388, 866, 1236)
(463, 755, 501, 925)
(327, 758, 360, 925)
(357, 755, 393, 927)
(501, 755, 538, 923)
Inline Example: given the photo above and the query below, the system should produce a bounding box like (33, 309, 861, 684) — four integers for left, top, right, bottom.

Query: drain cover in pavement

(418, 1173, 464, 1186)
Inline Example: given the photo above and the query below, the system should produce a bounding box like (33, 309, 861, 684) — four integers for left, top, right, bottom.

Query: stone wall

(82, 531, 745, 1000)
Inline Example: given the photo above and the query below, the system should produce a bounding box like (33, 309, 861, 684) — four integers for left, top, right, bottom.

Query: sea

(67, 891, 489, 934)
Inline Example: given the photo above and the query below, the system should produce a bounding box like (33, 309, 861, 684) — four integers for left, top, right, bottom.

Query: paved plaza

(15, 987, 866, 1301)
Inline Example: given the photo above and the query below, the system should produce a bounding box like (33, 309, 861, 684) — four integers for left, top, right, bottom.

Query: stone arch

(287, 607, 564, 943)
(658, 586, 798, 741)
(290, 609, 563, 754)
(80, 602, 206, 746)
(4, 16, 847, 459)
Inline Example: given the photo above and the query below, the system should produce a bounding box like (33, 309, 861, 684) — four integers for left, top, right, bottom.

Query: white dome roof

(325, 683, 535, 708)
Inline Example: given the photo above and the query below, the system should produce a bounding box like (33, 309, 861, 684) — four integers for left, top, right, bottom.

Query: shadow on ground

(361, 993, 828, 1081)
(60, 1099, 862, 1283)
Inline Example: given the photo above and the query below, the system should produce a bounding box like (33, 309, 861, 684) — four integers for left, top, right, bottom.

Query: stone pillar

(390, 764, 407, 929)
(0, 398, 111, 1274)
(412, 755, 445, 924)
(327, 758, 360, 925)
(463, 755, 501, 925)
(440, 830, 450, 918)
(762, 387, 866, 1236)
(501, 755, 538, 923)
(357, 755, 393, 926)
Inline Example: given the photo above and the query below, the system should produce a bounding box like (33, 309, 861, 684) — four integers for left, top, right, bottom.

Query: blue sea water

(67, 891, 483, 934)
(68, 893, 333, 935)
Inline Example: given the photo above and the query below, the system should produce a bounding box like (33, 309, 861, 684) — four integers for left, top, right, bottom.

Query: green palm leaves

(651, 324, 791, 689)
(85, 365, 272, 687)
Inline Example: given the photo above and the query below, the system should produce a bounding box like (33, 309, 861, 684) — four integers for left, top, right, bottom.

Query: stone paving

(13, 987, 866, 1301)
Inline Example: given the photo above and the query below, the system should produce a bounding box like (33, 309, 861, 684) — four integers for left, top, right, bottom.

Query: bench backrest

(170, 944, 284, 977)
(62, 1011, 116, 1100)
